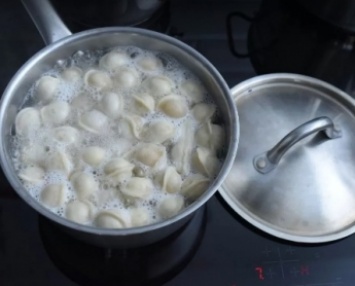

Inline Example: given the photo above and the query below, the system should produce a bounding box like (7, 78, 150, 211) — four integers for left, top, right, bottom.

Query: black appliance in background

(50, 0, 171, 33)
(2, 0, 355, 285)
(227, 0, 355, 97)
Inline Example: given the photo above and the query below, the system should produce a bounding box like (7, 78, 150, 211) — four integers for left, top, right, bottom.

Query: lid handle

(253, 116, 341, 174)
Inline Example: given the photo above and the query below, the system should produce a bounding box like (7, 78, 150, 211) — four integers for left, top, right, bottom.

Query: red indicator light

(300, 265, 310, 275)
(255, 266, 265, 280)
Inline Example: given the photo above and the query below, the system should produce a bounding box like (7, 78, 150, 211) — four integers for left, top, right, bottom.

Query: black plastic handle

(226, 11, 253, 58)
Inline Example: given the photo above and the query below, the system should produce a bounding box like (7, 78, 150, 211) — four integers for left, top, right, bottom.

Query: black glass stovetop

(2, 0, 355, 285)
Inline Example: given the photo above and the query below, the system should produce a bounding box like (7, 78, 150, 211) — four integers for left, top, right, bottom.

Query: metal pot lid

(219, 73, 355, 243)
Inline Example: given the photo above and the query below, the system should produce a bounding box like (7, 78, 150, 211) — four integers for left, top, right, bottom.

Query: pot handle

(21, 0, 72, 45)
(253, 116, 342, 174)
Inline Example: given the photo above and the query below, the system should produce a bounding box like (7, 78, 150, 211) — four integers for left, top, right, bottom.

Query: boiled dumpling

(21, 144, 47, 165)
(78, 110, 108, 134)
(71, 93, 95, 111)
(159, 196, 184, 219)
(53, 126, 78, 144)
(118, 114, 144, 139)
(70, 172, 98, 199)
(181, 174, 210, 200)
(18, 166, 45, 184)
(157, 94, 188, 118)
(41, 101, 70, 126)
(35, 75, 60, 103)
(84, 69, 112, 90)
(195, 121, 224, 151)
(171, 121, 194, 176)
(15, 107, 41, 136)
(180, 79, 205, 104)
(192, 103, 216, 122)
(192, 147, 220, 178)
(132, 93, 155, 115)
(61, 67, 82, 82)
(81, 146, 106, 167)
(112, 68, 139, 90)
(155, 166, 182, 193)
(98, 92, 122, 119)
(134, 143, 167, 171)
(45, 151, 72, 175)
(137, 56, 162, 72)
(120, 177, 153, 200)
(130, 207, 151, 227)
(40, 183, 67, 208)
(94, 210, 130, 228)
(65, 200, 95, 224)
(141, 120, 174, 143)
(145, 76, 173, 97)
(99, 50, 130, 71)
(104, 158, 134, 184)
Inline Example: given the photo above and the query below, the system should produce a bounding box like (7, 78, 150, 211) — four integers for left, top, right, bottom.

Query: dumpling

(61, 67, 82, 82)
(103, 158, 134, 184)
(21, 144, 47, 165)
(130, 207, 151, 227)
(94, 210, 130, 228)
(118, 114, 144, 139)
(137, 56, 162, 72)
(155, 166, 182, 194)
(70, 172, 98, 199)
(98, 92, 122, 119)
(78, 110, 108, 134)
(195, 121, 225, 151)
(181, 174, 210, 200)
(171, 121, 194, 176)
(18, 166, 45, 184)
(41, 101, 70, 126)
(15, 107, 41, 136)
(65, 200, 95, 224)
(120, 177, 153, 200)
(132, 93, 155, 115)
(158, 196, 184, 219)
(180, 79, 205, 104)
(145, 76, 173, 97)
(53, 126, 78, 144)
(71, 93, 95, 111)
(157, 94, 188, 118)
(35, 75, 60, 103)
(112, 68, 139, 90)
(134, 143, 167, 171)
(99, 50, 130, 71)
(45, 151, 72, 175)
(192, 147, 220, 178)
(81, 146, 106, 167)
(40, 183, 67, 208)
(141, 120, 174, 143)
(84, 69, 112, 90)
(192, 103, 216, 122)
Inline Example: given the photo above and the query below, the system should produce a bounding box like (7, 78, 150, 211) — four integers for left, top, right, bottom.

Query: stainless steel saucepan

(0, 0, 239, 248)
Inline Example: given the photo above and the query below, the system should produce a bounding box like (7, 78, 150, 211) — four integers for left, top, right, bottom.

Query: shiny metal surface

(0, 1, 239, 248)
(22, 0, 72, 45)
(219, 73, 355, 243)
(254, 116, 342, 174)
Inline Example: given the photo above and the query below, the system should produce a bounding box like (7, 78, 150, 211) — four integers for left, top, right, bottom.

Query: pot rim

(0, 27, 239, 237)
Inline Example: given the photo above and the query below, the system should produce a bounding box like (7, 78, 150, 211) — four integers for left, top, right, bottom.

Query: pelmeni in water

(11, 45, 225, 229)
